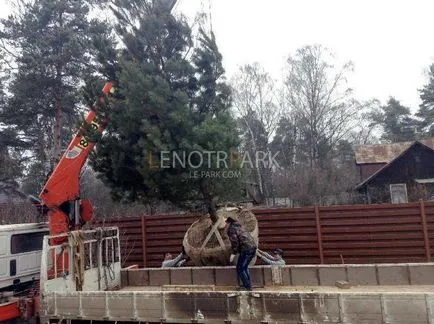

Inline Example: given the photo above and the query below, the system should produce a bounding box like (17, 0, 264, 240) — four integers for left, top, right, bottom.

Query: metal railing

(40, 227, 121, 293)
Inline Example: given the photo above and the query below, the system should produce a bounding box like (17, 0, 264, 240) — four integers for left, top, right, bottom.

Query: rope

(71, 231, 85, 291)
(200, 221, 220, 249)
(96, 228, 116, 290)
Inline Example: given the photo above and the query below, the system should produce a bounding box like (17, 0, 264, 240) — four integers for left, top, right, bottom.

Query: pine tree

(90, 2, 241, 215)
(417, 64, 434, 135)
(270, 117, 297, 169)
(0, 0, 111, 193)
(0, 129, 27, 186)
(0, 74, 28, 188)
(371, 97, 417, 142)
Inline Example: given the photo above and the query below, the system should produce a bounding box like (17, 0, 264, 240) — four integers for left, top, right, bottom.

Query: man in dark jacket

(225, 216, 257, 290)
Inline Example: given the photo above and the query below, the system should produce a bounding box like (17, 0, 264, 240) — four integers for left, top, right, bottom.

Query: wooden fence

(95, 201, 434, 268)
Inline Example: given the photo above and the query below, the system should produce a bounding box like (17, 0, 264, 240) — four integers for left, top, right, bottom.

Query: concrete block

(127, 269, 149, 286)
(300, 294, 340, 323)
(215, 267, 238, 286)
(282, 267, 291, 286)
(263, 266, 290, 286)
(342, 295, 382, 316)
(192, 268, 215, 285)
(250, 267, 264, 287)
(81, 294, 106, 317)
(262, 293, 300, 321)
(383, 295, 428, 323)
(107, 294, 135, 318)
(246, 291, 265, 319)
(291, 267, 319, 286)
(164, 294, 194, 320)
(377, 265, 410, 285)
(135, 293, 163, 320)
(195, 293, 229, 319)
(318, 266, 346, 286)
(347, 265, 377, 285)
(170, 268, 192, 285)
(57, 295, 80, 317)
(263, 267, 273, 286)
(121, 269, 128, 286)
(409, 264, 434, 285)
(149, 268, 170, 286)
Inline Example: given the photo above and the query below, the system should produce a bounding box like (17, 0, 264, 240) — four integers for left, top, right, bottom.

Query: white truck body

(0, 223, 48, 290)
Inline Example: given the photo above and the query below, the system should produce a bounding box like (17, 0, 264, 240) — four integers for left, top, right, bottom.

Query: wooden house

(355, 140, 434, 203)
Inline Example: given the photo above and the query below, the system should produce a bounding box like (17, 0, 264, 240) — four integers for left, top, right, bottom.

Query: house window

(390, 184, 408, 204)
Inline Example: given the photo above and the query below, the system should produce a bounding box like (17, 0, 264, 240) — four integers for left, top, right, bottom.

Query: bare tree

(231, 63, 282, 199)
(284, 44, 358, 168)
(348, 98, 383, 145)
(232, 63, 282, 142)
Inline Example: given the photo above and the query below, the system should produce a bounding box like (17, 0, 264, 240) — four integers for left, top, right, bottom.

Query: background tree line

(232, 45, 434, 206)
(0, 0, 433, 222)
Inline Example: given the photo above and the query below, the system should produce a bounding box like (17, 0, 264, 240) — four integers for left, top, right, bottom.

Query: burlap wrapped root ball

(183, 207, 258, 266)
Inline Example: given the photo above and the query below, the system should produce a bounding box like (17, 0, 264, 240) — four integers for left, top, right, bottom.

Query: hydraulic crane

(40, 82, 115, 233)
(38, 82, 115, 271)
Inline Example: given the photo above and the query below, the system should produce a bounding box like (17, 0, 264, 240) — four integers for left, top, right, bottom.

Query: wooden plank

(321, 224, 422, 233)
(420, 200, 431, 262)
(323, 248, 426, 256)
(323, 240, 424, 249)
(145, 218, 198, 227)
(145, 225, 192, 233)
(315, 206, 324, 264)
(141, 215, 147, 267)
(322, 232, 424, 241)
(320, 216, 421, 226)
(319, 209, 421, 219)
(253, 207, 316, 214)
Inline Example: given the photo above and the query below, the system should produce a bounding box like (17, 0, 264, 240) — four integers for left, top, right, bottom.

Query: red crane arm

(39, 82, 115, 236)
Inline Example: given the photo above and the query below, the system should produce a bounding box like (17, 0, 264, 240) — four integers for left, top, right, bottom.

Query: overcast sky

(1, 0, 433, 111)
(175, 0, 434, 111)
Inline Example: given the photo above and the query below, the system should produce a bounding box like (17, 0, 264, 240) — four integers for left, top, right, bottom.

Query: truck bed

(41, 263, 434, 323)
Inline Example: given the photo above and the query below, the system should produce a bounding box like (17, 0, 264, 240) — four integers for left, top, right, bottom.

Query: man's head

(272, 248, 283, 257)
(224, 216, 236, 229)
(225, 216, 236, 224)
(164, 253, 172, 261)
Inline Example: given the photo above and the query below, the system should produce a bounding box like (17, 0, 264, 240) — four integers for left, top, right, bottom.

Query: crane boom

(39, 82, 115, 237)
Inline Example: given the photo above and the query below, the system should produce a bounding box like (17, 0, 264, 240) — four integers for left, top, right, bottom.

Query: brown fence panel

(424, 200, 434, 260)
(253, 207, 320, 264)
(91, 217, 144, 266)
(144, 213, 199, 267)
(319, 203, 426, 264)
(96, 201, 434, 267)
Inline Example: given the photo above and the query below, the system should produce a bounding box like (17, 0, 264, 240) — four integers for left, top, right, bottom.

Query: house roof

(355, 138, 434, 164)
(355, 141, 434, 190)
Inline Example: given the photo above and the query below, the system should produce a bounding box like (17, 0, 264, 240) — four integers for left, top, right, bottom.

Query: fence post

(141, 215, 147, 267)
(315, 206, 324, 264)
(419, 200, 431, 262)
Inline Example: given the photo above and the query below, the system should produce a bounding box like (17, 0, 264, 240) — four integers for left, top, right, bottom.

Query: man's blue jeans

(236, 247, 256, 289)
